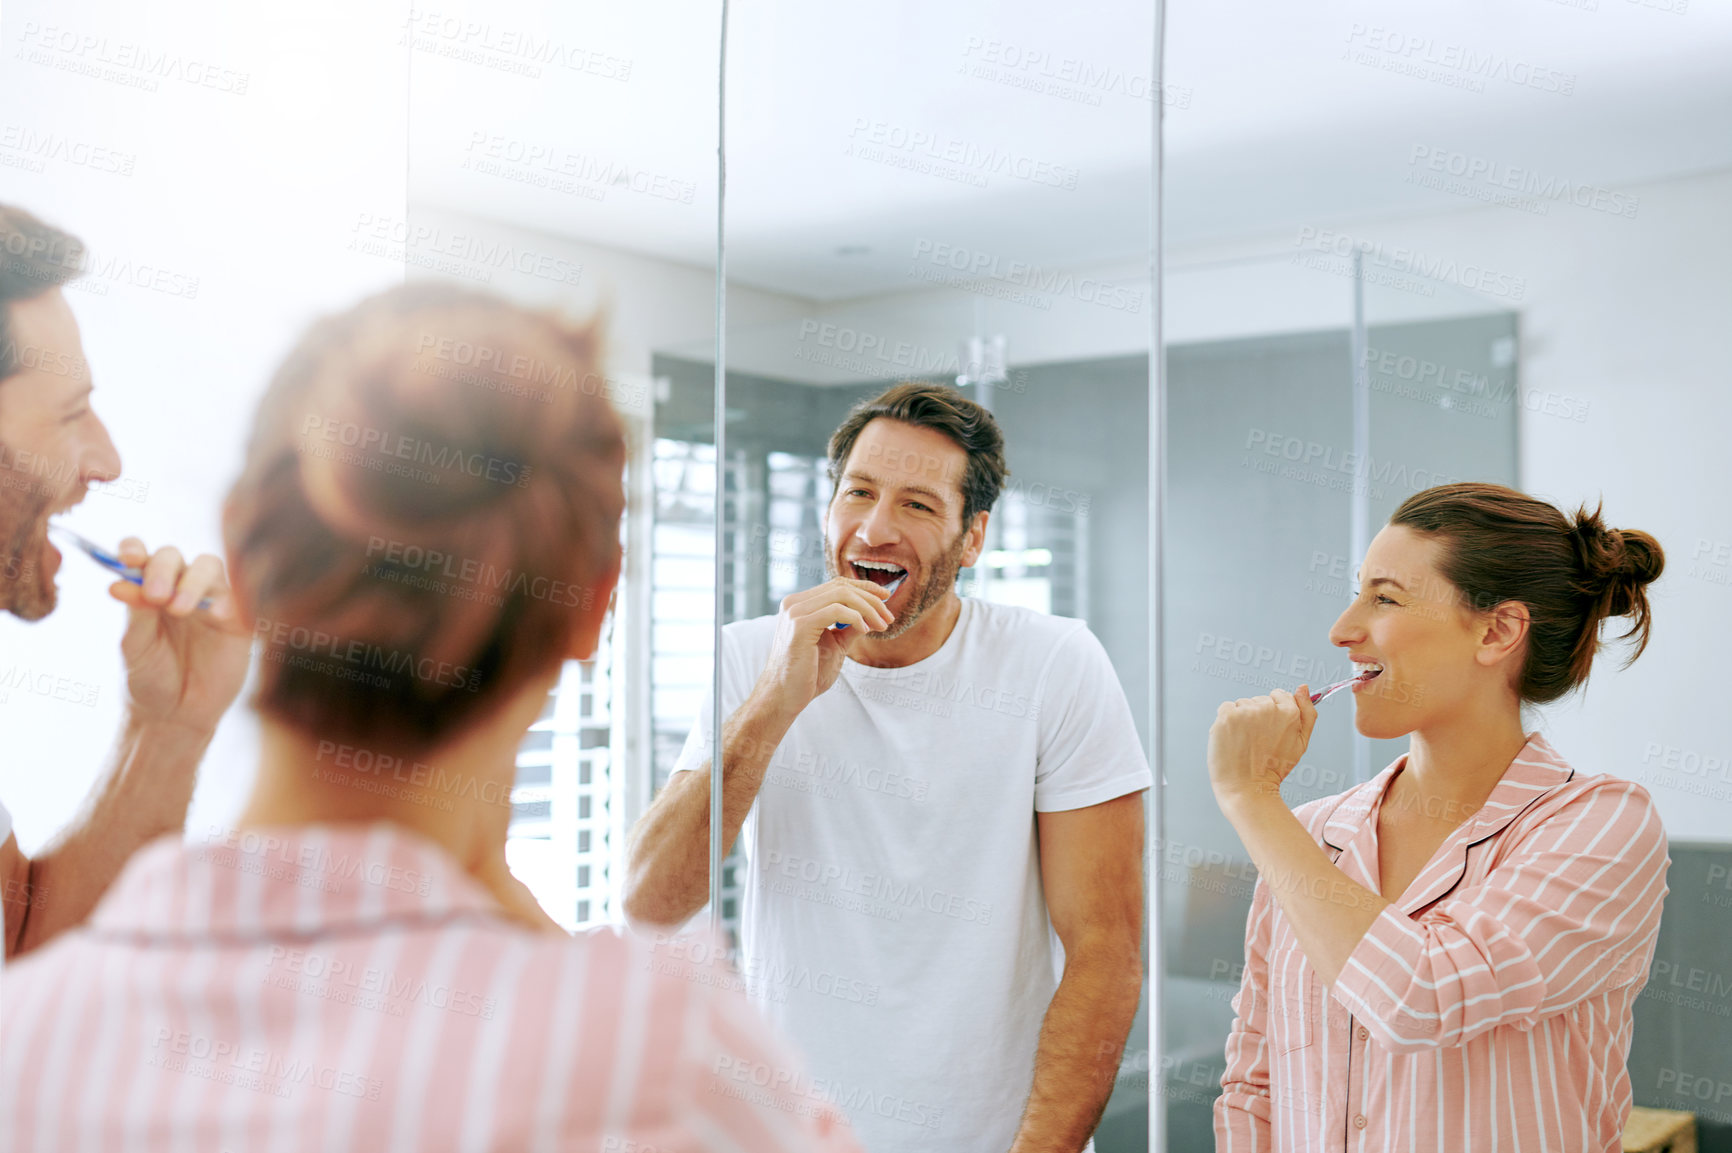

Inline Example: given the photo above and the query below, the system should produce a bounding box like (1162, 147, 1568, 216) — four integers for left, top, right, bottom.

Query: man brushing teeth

(848, 558, 904, 602)
(832, 487, 970, 651)
(627, 382, 1151, 1153)
(0, 204, 251, 964)
(845, 558, 907, 617)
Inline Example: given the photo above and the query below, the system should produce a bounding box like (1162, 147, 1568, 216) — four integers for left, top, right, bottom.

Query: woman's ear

(566, 551, 623, 661)
(1476, 600, 1530, 670)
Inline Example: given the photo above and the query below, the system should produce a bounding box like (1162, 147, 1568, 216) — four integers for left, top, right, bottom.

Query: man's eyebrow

(839, 470, 951, 506)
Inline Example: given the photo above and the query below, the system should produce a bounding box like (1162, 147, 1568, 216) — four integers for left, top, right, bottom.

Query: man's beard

(0, 462, 58, 621)
(828, 528, 970, 642)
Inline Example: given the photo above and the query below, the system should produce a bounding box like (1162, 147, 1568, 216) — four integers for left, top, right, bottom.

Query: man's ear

(566, 550, 623, 661)
(958, 510, 989, 569)
(219, 498, 256, 627)
(1475, 600, 1530, 670)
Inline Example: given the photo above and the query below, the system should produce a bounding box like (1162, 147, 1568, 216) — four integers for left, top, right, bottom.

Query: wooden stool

(1623, 1106, 1697, 1153)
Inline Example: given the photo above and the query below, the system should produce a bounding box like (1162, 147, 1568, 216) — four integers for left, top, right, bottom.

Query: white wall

(401, 205, 812, 389)
(1167, 165, 1732, 842)
(687, 254, 1152, 385)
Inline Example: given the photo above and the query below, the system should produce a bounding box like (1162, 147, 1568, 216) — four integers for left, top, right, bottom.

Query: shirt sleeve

(1332, 778, 1670, 1053)
(1215, 879, 1274, 1152)
(668, 692, 712, 778)
(668, 626, 746, 778)
(1032, 625, 1153, 812)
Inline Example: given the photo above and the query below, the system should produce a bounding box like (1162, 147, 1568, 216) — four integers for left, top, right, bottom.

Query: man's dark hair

(0, 205, 86, 382)
(826, 382, 1009, 524)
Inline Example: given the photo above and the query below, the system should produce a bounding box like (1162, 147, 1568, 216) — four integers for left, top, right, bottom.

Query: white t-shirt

(673, 597, 1151, 1153)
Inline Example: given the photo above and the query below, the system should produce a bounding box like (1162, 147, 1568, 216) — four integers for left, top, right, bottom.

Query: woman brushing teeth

(1212, 482, 1670, 1152)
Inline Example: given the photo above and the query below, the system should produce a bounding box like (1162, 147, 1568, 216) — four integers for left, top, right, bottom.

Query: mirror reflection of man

(0, 205, 251, 962)
(627, 383, 1149, 1153)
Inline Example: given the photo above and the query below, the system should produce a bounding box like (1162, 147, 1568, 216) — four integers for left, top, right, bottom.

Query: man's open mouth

(852, 560, 907, 596)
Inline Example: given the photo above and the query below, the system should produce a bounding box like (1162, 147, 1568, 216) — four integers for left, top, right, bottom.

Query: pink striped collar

(86, 822, 508, 942)
(1319, 731, 1576, 911)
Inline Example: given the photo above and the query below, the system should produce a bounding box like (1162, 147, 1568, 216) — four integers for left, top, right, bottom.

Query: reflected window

(507, 632, 618, 930)
(648, 437, 745, 928)
(764, 450, 833, 610)
(960, 489, 1089, 620)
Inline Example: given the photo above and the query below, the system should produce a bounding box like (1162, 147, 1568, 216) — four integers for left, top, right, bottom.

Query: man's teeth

(852, 560, 908, 598)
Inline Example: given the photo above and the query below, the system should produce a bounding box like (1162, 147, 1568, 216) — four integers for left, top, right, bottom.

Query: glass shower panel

(1160, 250, 1357, 1151)
(1157, 252, 1518, 1148)
(1359, 274, 1521, 774)
(711, 3, 1160, 1149)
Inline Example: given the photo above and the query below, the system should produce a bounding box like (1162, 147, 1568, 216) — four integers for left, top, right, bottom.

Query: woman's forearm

(1218, 791, 1388, 986)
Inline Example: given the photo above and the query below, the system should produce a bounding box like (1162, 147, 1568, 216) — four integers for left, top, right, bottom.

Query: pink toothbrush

(1310, 670, 1380, 704)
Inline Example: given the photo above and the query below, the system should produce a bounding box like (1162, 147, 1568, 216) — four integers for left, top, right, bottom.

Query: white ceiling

(410, 0, 1732, 301)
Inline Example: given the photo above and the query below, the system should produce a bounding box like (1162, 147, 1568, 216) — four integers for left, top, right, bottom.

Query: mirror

(675, 2, 1162, 1149)
(1162, 2, 1731, 1149)
(15, 2, 1723, 1149)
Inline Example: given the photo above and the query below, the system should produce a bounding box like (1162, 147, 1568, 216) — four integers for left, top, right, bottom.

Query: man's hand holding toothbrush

(103, 537, 251, 737)
(5, 535, 252, 956)
(750, 577, 897, 726)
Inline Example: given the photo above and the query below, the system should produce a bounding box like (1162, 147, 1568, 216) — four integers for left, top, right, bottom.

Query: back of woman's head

(226, 284, 626, 754)
(1390, 482, 1664, 703)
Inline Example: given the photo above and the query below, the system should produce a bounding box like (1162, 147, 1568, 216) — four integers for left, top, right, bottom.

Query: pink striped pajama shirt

(0, 822, 862, 1153)
(1215, 733, 1670, 1153)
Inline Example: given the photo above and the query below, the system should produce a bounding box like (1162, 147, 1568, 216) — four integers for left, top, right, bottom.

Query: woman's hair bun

(226, 283, 627, 755)
(1569, 503, 1664, 619)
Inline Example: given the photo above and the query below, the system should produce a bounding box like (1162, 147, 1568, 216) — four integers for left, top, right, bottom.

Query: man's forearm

(623, 693, 792, 927)
(13, 713, 213, 956)
(1009, 949, 1144, 1153)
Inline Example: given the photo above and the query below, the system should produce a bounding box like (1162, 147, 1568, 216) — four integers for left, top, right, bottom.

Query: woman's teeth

(1352, 661, 1385, 681)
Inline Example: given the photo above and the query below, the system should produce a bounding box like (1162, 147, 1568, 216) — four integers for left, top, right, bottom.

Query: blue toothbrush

(50, 525, 217, 611)
(830, 572, 904, 629)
